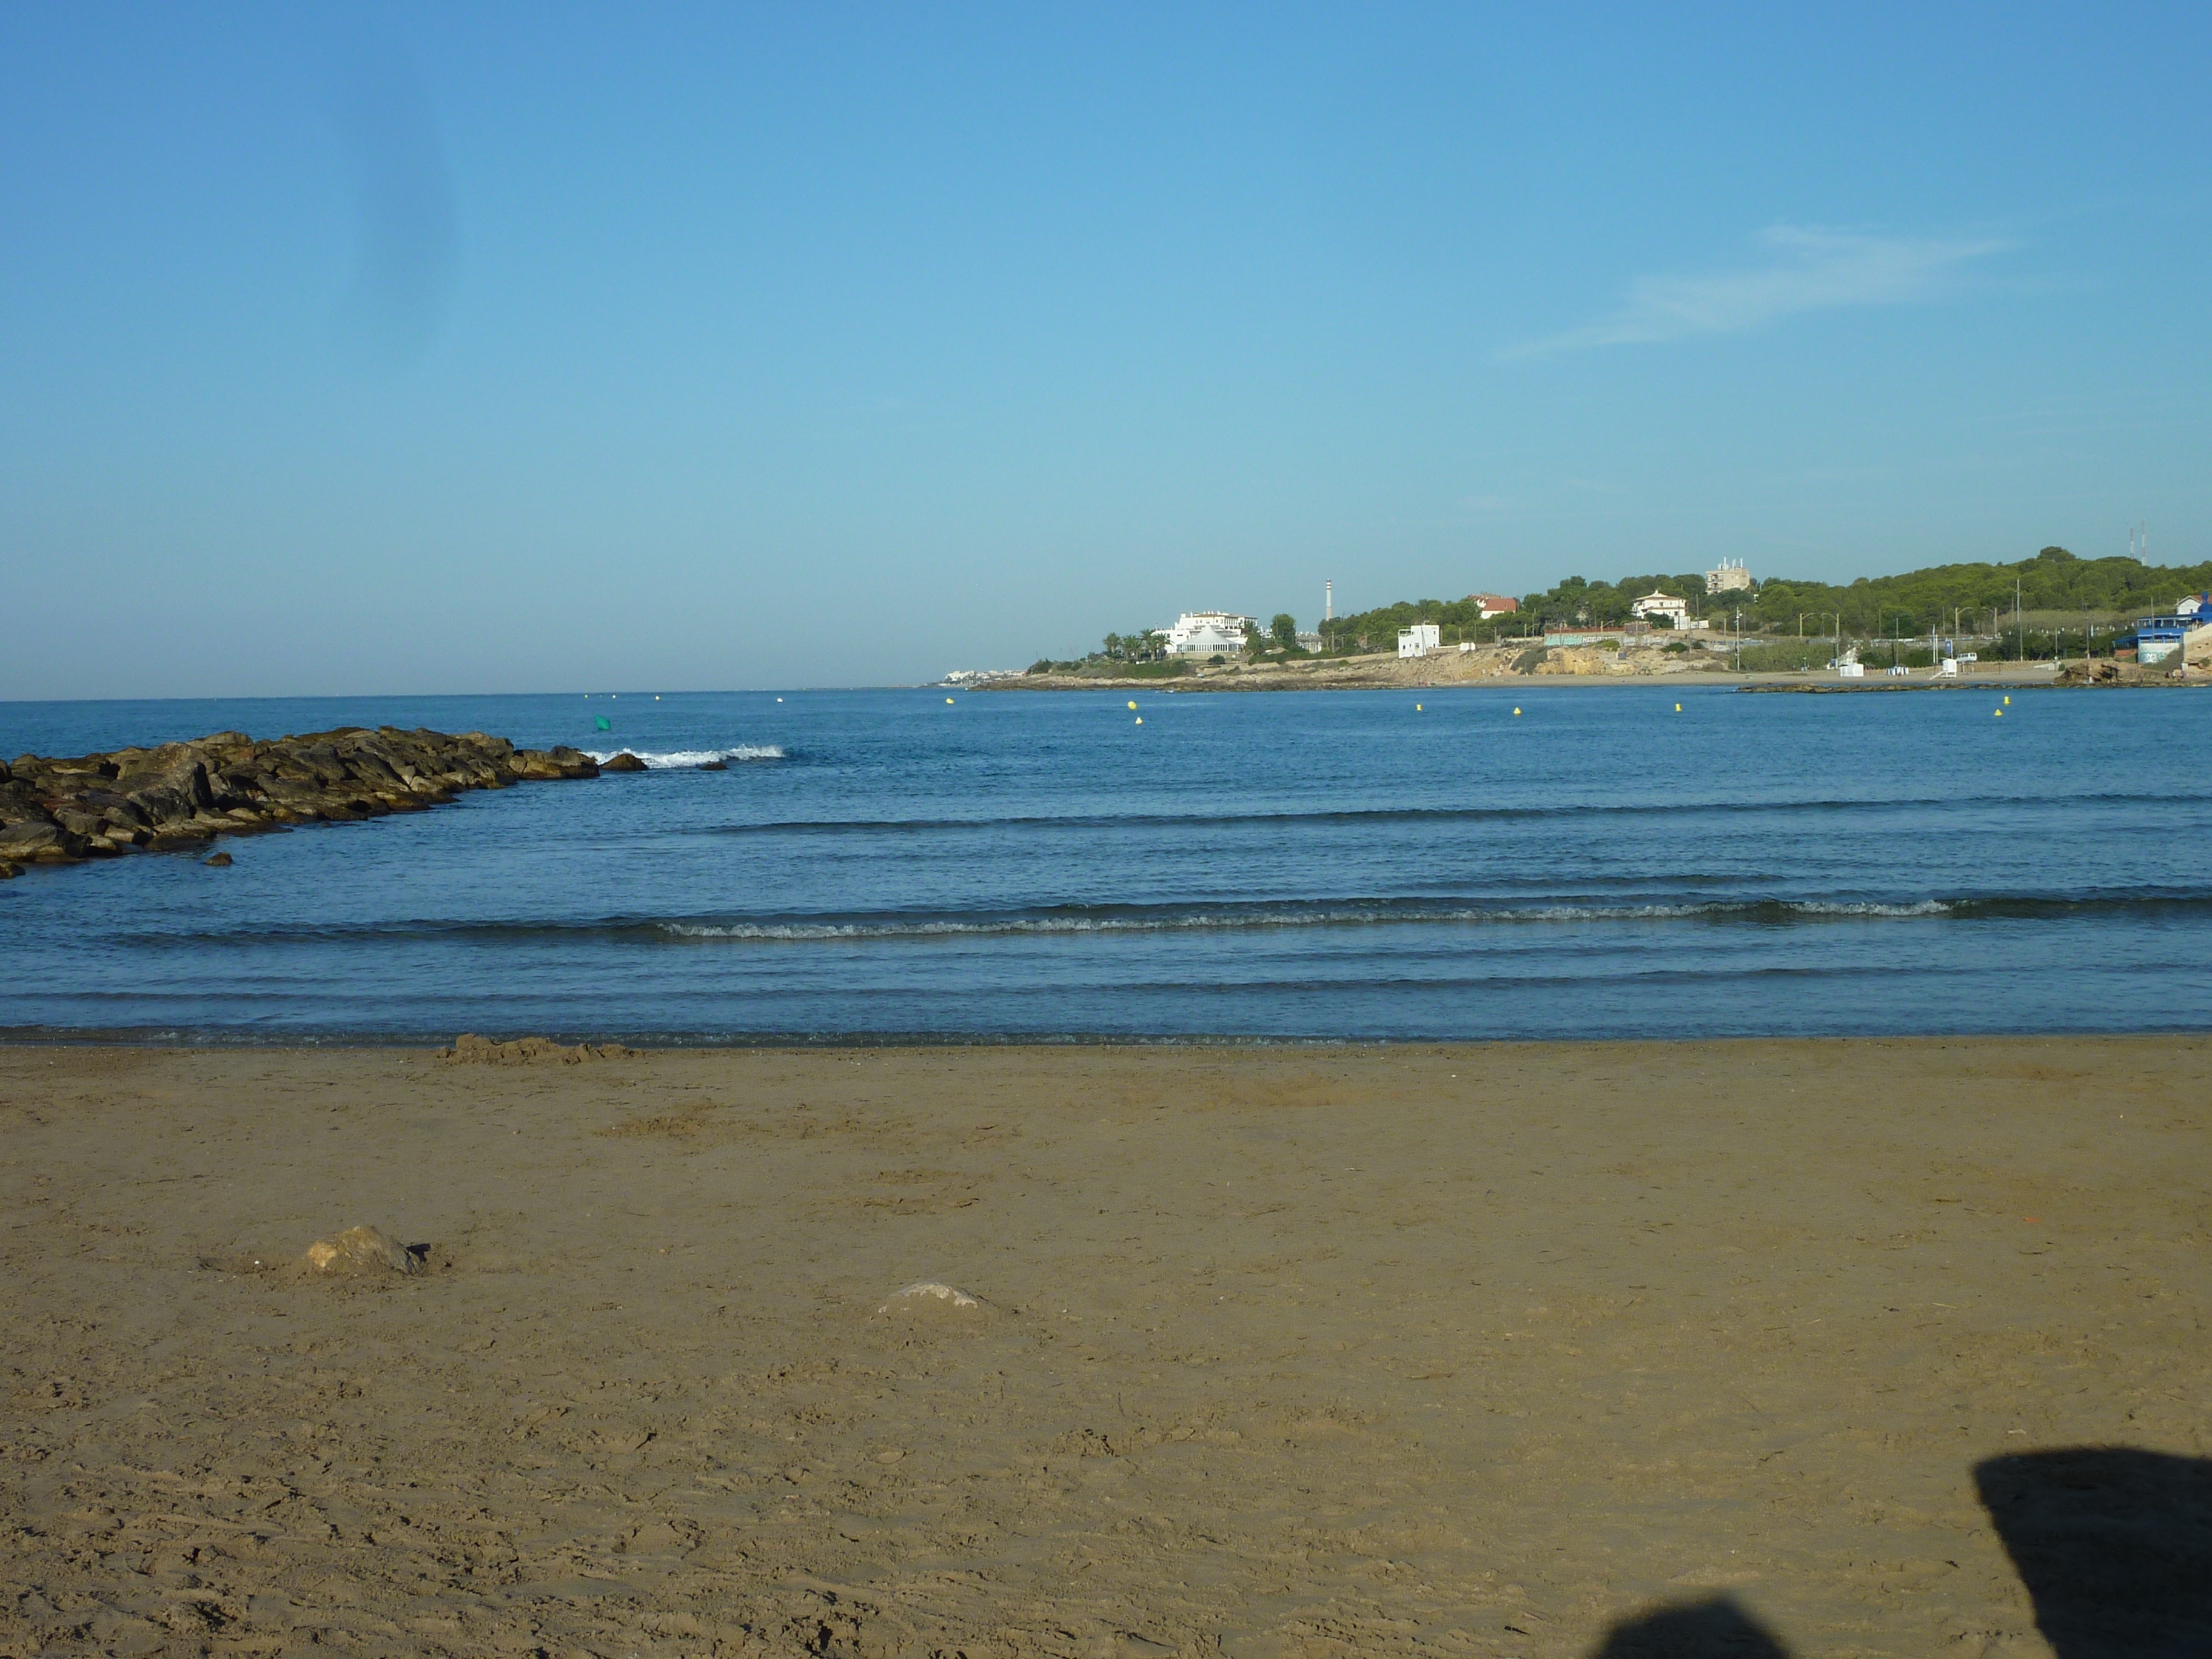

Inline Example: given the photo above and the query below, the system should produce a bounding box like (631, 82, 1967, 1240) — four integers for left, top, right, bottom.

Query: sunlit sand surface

(3, 1039, 2204, 1657)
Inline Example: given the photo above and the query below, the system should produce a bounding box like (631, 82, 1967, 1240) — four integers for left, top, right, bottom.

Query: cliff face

(0, 726, 598, 877)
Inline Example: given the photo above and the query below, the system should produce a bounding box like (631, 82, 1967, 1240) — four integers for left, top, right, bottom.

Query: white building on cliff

(1631, 590, 1691, 627)
(1160, 612, 1256, 657)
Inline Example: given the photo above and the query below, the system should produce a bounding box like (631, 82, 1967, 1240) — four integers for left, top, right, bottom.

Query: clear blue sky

(4, 4, 2207, 694)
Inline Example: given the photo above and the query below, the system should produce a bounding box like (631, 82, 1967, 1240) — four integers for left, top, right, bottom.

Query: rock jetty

(0, 726, 600, 878)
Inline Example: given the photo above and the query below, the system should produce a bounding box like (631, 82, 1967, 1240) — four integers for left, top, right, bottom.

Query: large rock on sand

(305, 1225, 420, 1276)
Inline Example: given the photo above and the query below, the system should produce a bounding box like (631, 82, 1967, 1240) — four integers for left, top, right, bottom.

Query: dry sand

(2, 1039, 2205, 1658)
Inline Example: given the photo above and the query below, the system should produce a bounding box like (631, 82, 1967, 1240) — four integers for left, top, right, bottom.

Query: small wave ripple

(698, 788, 2212, 839)
(101, 890, 2212, 953)
(109, 890, 2212, 951)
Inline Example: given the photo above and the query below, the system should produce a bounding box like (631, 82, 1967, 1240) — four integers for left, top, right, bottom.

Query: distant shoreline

(977, 660, 2076, 693)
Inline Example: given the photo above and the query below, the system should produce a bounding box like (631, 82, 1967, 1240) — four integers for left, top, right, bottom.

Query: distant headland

(980, 546, 2212, 690)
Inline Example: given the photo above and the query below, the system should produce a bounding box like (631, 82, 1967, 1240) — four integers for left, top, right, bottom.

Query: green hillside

(1317, 548, 2212, 651)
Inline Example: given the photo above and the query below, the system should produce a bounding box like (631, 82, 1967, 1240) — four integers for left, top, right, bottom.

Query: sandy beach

(3, 1038, 2205, 1658)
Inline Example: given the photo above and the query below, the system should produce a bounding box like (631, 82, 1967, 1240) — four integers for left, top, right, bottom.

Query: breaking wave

(586, 745, 784, 768)
(659, 897, 1967, 942)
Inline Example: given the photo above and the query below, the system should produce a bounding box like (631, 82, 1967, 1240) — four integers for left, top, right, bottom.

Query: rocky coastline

(0, 726, 600, 879)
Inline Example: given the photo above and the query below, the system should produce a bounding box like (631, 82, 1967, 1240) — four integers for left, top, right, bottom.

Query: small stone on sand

(877, 1281, 982, 1320)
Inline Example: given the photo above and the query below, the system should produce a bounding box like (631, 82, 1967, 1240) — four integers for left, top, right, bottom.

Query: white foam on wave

(658, 898, 1956, 942)
(1785, 899, 1951, 918)
(586, 746, 784, 768)
(665, 913, 1287, 941)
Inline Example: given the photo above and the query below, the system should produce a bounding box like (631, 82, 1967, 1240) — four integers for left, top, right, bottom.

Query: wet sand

(2, 1038, 2205, 1658)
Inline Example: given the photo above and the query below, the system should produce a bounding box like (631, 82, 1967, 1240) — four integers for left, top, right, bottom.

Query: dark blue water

(4, 685, 2208, 1041)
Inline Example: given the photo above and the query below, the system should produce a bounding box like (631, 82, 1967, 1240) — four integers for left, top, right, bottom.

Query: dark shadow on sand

(1588, 1595, 1790, 1657)
(1975, 1447, 2212, 1658)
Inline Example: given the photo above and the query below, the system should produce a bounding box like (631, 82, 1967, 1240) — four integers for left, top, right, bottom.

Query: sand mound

(304, 1225, 421, 1276)
(436, 1033, 639, 1065)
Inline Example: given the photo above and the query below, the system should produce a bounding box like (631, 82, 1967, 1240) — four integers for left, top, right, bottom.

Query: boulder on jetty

(436, 1033, 640, 1064)
(601, 751, 649, 772)
(0, 726, 600, 872)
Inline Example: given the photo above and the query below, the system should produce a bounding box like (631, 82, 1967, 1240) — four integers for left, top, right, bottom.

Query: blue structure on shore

(2133, 595, 2209, 665)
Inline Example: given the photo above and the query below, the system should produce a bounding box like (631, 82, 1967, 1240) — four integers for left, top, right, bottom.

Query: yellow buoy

(1127, 700, 1138, 710)
(1134, 717, 1144, 725)
(1513, 706, 1521, 716)
(1995, 709, 2004, 717)
(1416, 703, 1423, 711)
(2003, 694, 2011, 705)
(945, 697, 954, 704)
(1675, 703, 1682, 712)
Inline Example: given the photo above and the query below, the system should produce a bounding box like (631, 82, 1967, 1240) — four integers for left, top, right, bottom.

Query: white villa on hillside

(1630, 590, 1691, 627)
(1398, 623, 1441, 659)
(1159, 612, 1256, 657)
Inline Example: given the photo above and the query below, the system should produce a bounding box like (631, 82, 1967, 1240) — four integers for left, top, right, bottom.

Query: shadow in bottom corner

(1589, 1596, 1790, 1657)
(1975, 1447, 2212, 1658)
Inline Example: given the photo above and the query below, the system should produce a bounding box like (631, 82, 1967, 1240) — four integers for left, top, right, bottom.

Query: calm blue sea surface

(3, 686, 2208, 1042)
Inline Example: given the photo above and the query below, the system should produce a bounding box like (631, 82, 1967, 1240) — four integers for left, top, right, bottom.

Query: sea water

(2, 685, 2207, 1041)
